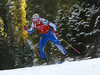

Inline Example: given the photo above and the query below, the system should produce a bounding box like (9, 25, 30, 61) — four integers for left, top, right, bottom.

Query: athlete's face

(35, 19, 39, 24)
(33, 18, 40, 25)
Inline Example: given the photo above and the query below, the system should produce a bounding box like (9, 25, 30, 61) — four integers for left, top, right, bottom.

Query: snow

(94, 16, 100, 28)
(0, 58, 100, 75)
(27, 40, 34, 49)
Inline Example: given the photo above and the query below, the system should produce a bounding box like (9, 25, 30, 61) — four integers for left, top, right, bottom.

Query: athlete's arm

(49, 22, 57, 31)
(27, 23, 35, 34)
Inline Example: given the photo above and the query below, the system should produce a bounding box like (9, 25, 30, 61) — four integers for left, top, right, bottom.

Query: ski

(44, 57, 92, 65)
(57, 62, 63, 64)
(74, 57, 91, 61)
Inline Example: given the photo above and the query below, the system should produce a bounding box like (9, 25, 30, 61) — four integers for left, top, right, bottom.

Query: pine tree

(66, 1, 100, 57)
(0, 17, 14, 70)
(6, 0, 33, 68)
(0, 0, 8, 32)
(51, 0, 78, 60)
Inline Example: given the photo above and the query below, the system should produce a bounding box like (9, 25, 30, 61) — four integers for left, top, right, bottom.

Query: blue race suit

(27, 18, 67, 59)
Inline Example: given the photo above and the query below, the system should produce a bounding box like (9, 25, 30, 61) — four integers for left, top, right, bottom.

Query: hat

(32, 13, 40, 22)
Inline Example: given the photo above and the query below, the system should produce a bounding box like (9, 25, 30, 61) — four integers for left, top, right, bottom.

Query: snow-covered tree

(67, 1, 100, 57)
(6, 0, 34, 68)
(0, 17, 14, 70)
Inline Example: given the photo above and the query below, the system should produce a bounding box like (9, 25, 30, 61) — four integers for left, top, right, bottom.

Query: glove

(24, 26, 27, 30)
(53, 30, 56, 34)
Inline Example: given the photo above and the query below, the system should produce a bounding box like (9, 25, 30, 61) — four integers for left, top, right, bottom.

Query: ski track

(0, 58, 100, 75)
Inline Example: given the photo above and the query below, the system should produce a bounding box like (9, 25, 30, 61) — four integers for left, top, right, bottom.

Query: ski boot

(42, 58, 48, 65)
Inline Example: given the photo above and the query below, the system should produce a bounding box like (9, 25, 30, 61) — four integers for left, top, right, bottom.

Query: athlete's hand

(53, 30, 56, 34)
(24, 26, 27, 30)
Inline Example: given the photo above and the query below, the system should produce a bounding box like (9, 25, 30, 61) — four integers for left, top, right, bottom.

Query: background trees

(0, 17, 14, 70)
(0, 0, 100, 69)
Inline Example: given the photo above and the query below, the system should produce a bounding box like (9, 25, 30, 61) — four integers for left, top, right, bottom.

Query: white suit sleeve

(49, 22, 57, 31)
(27, 23, 35, 34)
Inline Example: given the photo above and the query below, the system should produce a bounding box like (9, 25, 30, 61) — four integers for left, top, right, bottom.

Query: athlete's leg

(39, 37, 48, 59)
(50, 33, 67, 55)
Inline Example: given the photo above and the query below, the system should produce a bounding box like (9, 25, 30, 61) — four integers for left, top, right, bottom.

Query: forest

(0, 0, 100, 70)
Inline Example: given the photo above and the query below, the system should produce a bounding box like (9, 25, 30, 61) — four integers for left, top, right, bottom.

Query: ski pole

(55, 33, 81, 54)
(33, 44, 40, 57)
(36, 49, 41, 57)
(24, 24, 41, 57)
(29, 36, 41, 57)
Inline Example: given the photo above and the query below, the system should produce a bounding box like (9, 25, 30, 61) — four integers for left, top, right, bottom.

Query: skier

(24, 13, 71, 64)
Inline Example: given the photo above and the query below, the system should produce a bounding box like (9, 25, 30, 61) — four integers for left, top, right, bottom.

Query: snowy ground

(0, 58, 100, 75)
